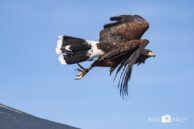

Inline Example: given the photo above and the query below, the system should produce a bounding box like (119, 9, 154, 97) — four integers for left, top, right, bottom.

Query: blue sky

(0, 0, 194, 129)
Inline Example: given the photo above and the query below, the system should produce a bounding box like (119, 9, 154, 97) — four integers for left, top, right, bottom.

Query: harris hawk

(56, 15, 155, 97)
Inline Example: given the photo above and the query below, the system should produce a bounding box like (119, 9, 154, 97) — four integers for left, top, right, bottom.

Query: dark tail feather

(59, 52, 90, 65)
(56, 35, 91, 54)
(56, 35, 101, 64)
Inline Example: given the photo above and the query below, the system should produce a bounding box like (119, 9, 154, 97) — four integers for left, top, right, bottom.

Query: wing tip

(104, 14, 148, 29)
(110, 14, 147, 23)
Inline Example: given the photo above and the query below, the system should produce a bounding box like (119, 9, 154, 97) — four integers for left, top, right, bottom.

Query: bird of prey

(56, 15, 155, 97)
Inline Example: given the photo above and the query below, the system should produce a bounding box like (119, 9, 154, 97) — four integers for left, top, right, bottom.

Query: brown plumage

(100, 15, 149, 43)
(56, 14, 155, 98)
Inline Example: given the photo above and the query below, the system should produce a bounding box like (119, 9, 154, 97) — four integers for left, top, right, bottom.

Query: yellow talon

(75, 63, 92, 80)
(75, 70, 88, 80)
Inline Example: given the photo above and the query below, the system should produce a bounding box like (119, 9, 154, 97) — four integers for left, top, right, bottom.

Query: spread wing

(99, 39, 149, 98)
(99, 15, 149, 43)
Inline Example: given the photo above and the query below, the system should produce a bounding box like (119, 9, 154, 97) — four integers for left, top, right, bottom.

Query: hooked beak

(147, 51, 156, 57)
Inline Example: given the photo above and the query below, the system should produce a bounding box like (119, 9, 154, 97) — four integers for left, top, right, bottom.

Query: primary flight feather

(56, 15, 155, 97)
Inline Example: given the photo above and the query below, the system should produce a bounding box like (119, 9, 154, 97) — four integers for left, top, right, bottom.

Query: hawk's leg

(75, 60, 114, 80)
(75, 63, 93, 80)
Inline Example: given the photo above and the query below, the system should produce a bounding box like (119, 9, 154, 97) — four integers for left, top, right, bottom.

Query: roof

(0, 103, 80, 129)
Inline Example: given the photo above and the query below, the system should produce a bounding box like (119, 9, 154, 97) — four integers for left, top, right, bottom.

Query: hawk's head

(136, 49, 155, 65)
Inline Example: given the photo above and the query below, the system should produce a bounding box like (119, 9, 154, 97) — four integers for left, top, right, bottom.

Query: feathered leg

(75, 59, 115, 80)
(75, 63, 93, 80)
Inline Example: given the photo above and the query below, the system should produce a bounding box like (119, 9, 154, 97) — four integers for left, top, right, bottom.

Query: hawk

(56, 15, 155, 97)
